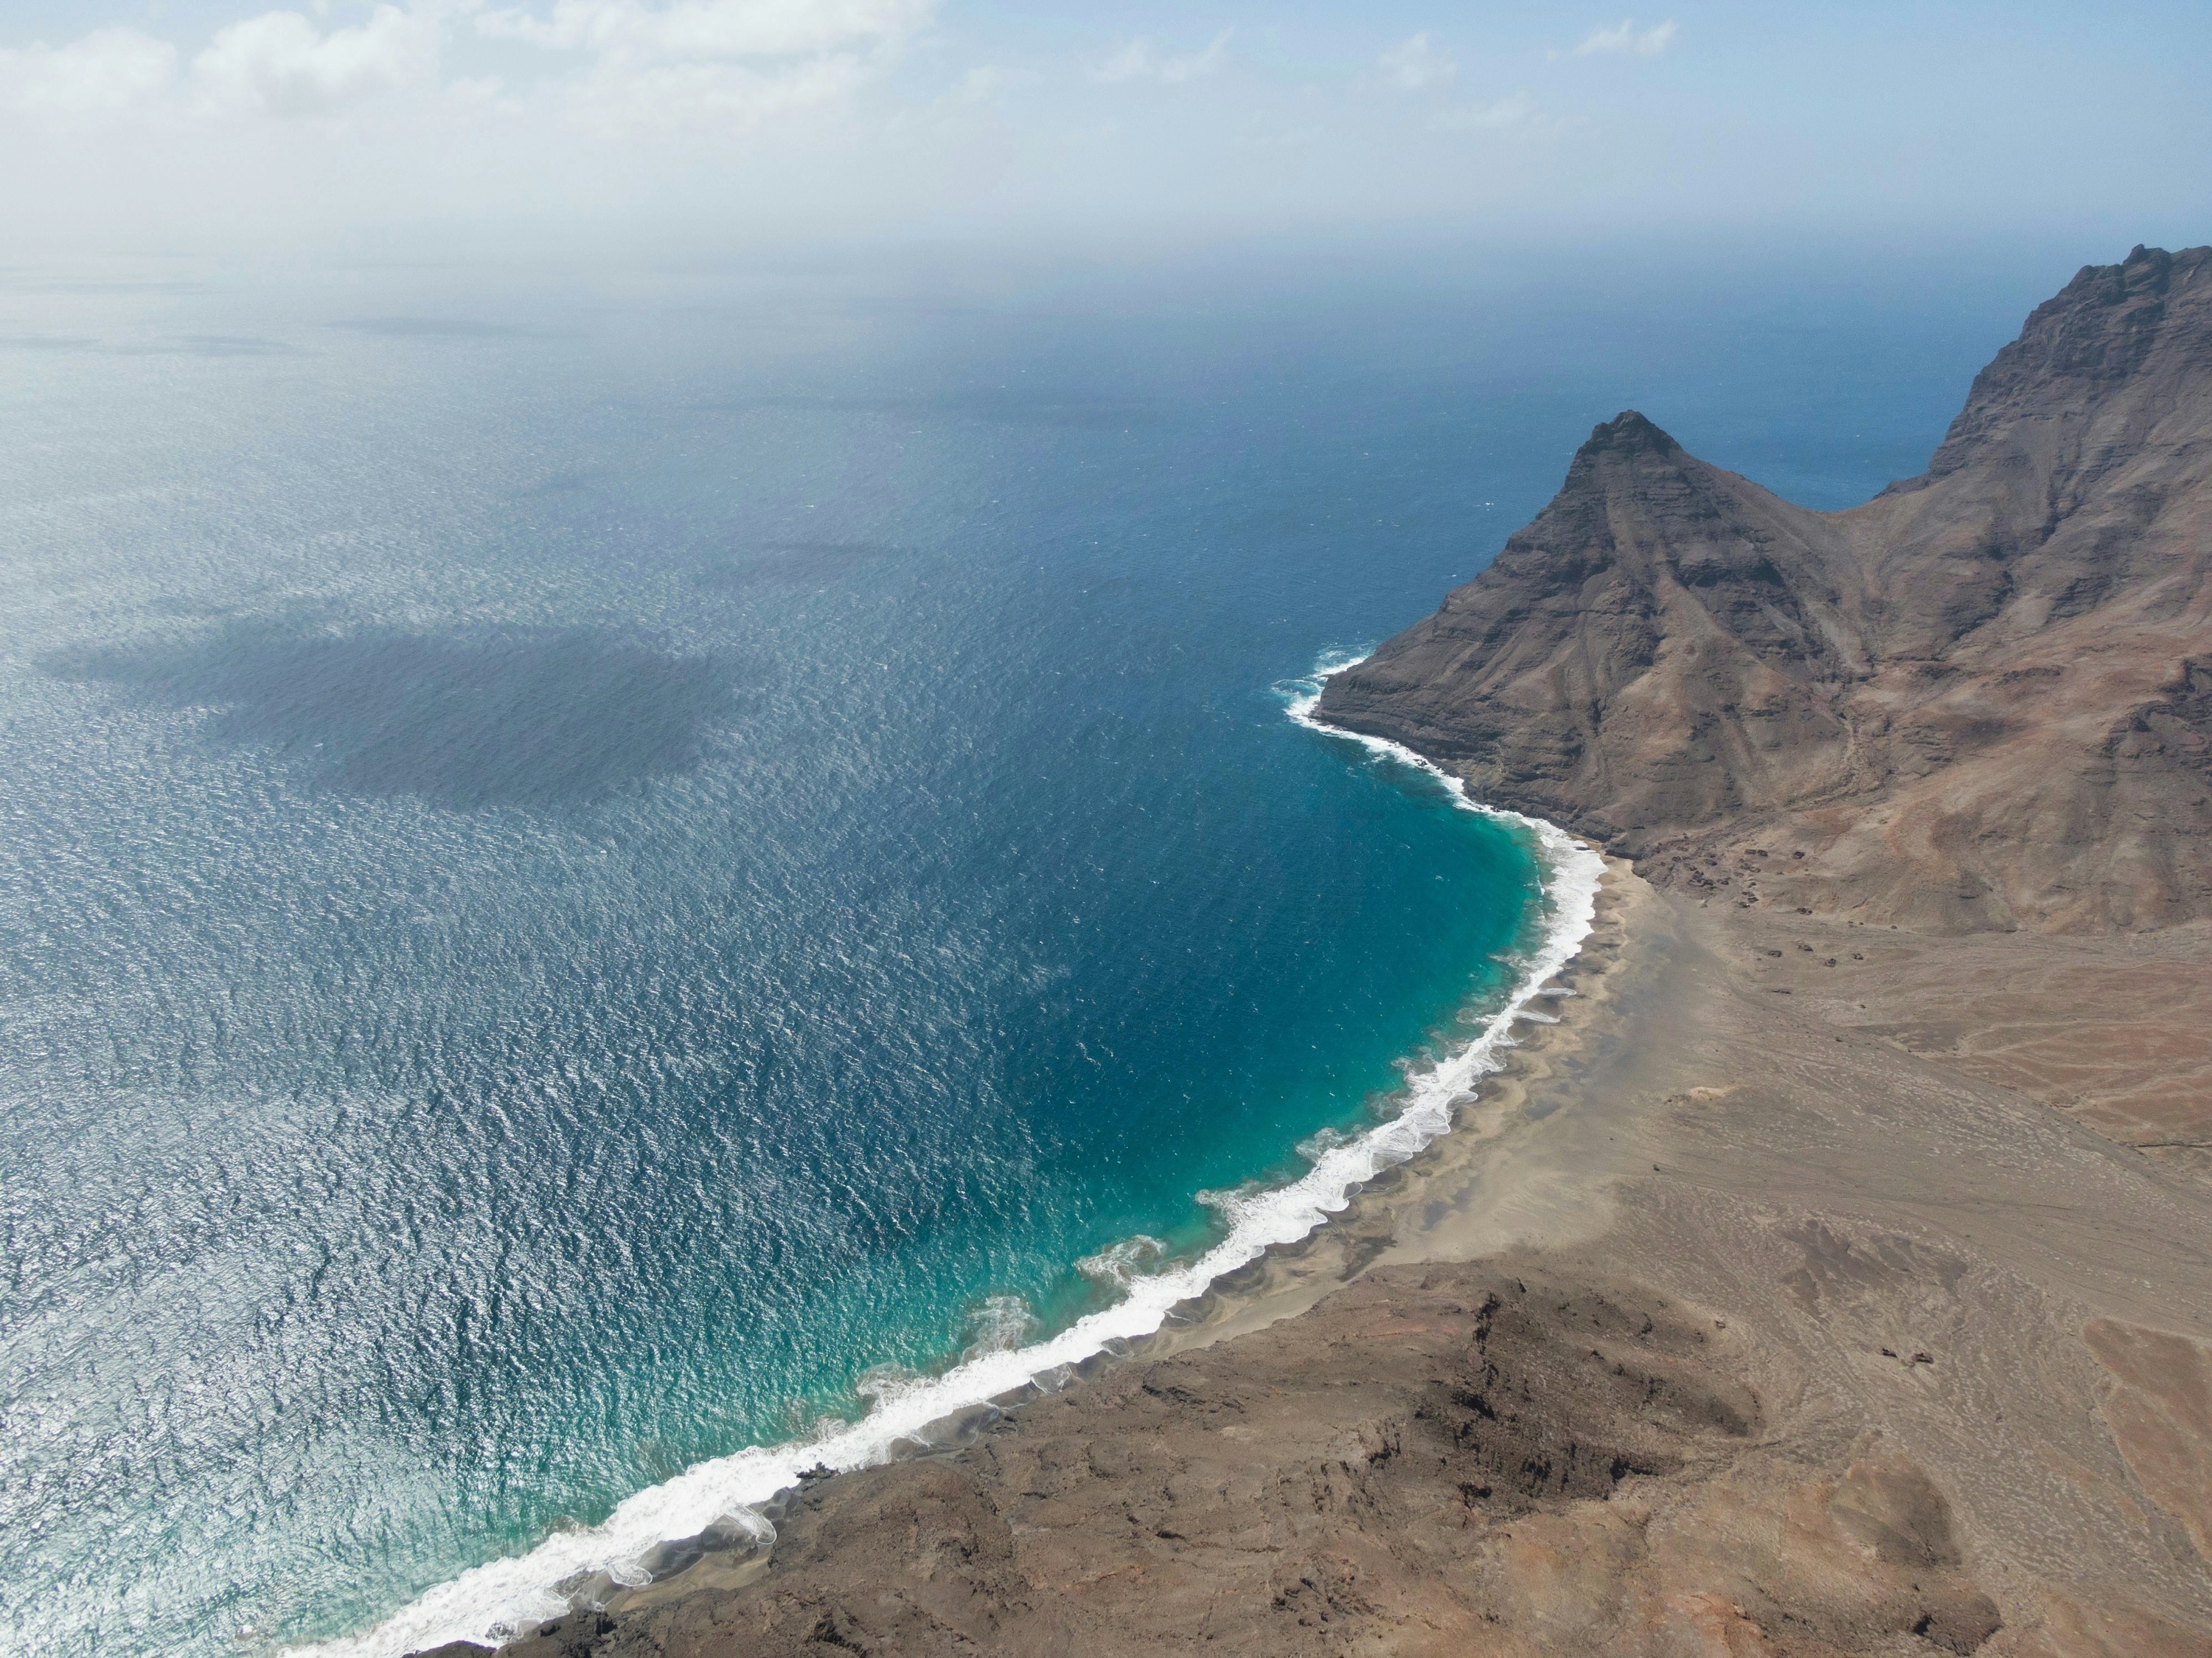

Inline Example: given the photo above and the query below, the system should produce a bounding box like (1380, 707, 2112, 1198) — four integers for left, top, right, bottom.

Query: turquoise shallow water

(0, 248, 2023, 1657)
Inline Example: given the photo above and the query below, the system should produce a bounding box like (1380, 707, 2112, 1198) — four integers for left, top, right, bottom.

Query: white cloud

(0, 0, 931, 141)
(192, 5, 439, 117)
(1571, 18, 1677, 56)
(1432, 91, 1537, 131)
(1376, 32, 1455, 91)
(476, 0, 932, 132)
(0, 7, 442, 122)
(475, 0, 933, 60)
(1093, 30, 1231, 86)
(564, 46, 872, 132)
(0, 27, 178, 117)
(950, 63, 1012, 105)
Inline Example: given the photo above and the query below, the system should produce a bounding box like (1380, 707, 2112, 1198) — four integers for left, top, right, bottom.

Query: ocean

(0, 241, 2031, 1657)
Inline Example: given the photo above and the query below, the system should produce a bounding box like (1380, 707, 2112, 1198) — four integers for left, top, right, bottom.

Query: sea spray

(961, 1295, 1042, 1359)
(294, 652, 1604, 1658)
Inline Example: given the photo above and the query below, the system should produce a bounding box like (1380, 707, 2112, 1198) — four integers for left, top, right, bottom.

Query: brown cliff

(403, 252, 2212, 1658)
(1319, 244, 2212, 934)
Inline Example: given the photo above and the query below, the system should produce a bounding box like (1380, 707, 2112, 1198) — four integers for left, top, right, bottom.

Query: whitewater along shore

(412, 247, 2212, 1657)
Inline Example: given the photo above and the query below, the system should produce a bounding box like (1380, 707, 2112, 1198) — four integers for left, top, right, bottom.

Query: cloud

(474, 0, 933, 60)
(1093, 30, 1231, 86)
(192, 5, 439, 117)
(950, 63, 1013, 105)
(475, 0, 933, 132)
(0, 7, 440, 122)
(1, 1, 932, 134)
(1432, 91, 1537, 132)
(1571, 18, 1677, 56)
(0, 27, 178, 117)
(1376, 32, 1455, 91)
(574, 49, 874, 132)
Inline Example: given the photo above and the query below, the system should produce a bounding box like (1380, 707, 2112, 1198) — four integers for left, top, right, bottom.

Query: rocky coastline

(414, 246, 2212, 1658)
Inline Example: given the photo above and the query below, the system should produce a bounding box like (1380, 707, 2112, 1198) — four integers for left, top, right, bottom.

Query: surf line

(296, 649, 1605, 1658)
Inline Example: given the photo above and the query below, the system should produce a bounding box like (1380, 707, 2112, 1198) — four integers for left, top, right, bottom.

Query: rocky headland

(417, 247, 2212, 1657)
(1324, 245, 2212, 937)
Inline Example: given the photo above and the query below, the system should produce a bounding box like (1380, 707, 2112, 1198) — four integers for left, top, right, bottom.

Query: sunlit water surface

(0, 248, 2024, 1656)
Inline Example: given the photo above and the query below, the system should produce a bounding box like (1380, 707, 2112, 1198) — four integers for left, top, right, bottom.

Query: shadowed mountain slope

(1320, 245, 2212, 934)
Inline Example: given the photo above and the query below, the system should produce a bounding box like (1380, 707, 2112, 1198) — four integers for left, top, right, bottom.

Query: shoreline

(327, 675, 1605, 1658)
(1129, 848, 1648, 1363)
(579, 849, 1658, 1626)
(399, 816, 2212, 1657)
(392, 721, 2212, 1656)
(535, 856, 2212, 1657)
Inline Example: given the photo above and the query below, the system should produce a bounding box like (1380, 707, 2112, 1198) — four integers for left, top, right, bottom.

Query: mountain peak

(1318, 245, 2212, 934)
(1579, 410, 1681, 457)
(1916, 242, 2212, 485)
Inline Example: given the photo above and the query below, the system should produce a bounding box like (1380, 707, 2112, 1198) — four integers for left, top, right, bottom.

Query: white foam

(960, 1294, 1040, 1359)
(293, 650, 1604, 1658)
(1075, 1232, 1167, 1289)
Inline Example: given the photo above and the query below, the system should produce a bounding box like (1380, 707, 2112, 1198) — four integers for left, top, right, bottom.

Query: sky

(0, 1, 2208, 262)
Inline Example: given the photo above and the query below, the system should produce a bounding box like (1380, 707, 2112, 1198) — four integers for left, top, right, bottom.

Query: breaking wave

(294, 651, 1604, 1658)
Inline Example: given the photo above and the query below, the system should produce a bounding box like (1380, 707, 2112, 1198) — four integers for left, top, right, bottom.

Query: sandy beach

(419, 246, 2212, 1658)
(448, 860, 2212, 1657)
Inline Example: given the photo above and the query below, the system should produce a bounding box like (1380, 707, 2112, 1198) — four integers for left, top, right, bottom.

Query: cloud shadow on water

(174, 335, 304, 357)
(106, 336, 307, 358)
(50, 621, 741, 809)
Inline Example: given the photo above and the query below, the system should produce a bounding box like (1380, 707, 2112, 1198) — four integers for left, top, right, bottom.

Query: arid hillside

(409, 249, 2212, 1658)
(1321, 245, 2212, 934)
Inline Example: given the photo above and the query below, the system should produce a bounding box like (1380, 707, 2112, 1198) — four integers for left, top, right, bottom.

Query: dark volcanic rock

(1320, 244, 2212, 934)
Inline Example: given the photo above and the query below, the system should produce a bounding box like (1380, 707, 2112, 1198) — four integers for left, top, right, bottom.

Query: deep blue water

(0, 243, 2033, 1657)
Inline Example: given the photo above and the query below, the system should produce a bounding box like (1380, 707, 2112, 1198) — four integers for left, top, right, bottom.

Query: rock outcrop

(1319, 245, 2212, 934)
(434, 1266, 2007, 1658)
(397, 250, 2212, 1658)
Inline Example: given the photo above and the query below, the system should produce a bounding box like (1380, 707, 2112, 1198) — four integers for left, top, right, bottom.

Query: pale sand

(523, 862, 2212, 1657)
(1137, 860, 2212, 1648)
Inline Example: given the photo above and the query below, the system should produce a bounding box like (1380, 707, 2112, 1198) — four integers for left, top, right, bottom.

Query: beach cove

(0, 248, 2087, 1658)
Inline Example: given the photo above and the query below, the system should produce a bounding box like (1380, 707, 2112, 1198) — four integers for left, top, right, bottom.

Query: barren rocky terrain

(419, 247, 2212, 1658)
(1323, 243, 2212, 939)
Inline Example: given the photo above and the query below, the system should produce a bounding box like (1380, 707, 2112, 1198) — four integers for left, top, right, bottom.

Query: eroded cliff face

(1319, 245, 2212, 934)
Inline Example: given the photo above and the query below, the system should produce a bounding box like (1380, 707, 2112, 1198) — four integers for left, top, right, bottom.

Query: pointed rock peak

(2080, 241, 2183, 299)
(1579, 409, 1683, 459)
(1916, 243, 2212, 483)
(2062, 242, 2212, 308)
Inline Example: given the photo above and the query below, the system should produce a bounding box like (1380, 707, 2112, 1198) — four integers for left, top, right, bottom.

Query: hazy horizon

(10, 10, 2211, 1655)
(1, 1, 2207, 263)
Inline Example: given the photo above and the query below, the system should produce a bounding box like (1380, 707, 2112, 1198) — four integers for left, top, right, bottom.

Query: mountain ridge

(1318, 243, 2212, 934)
(399, 247, 2212, 1658)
